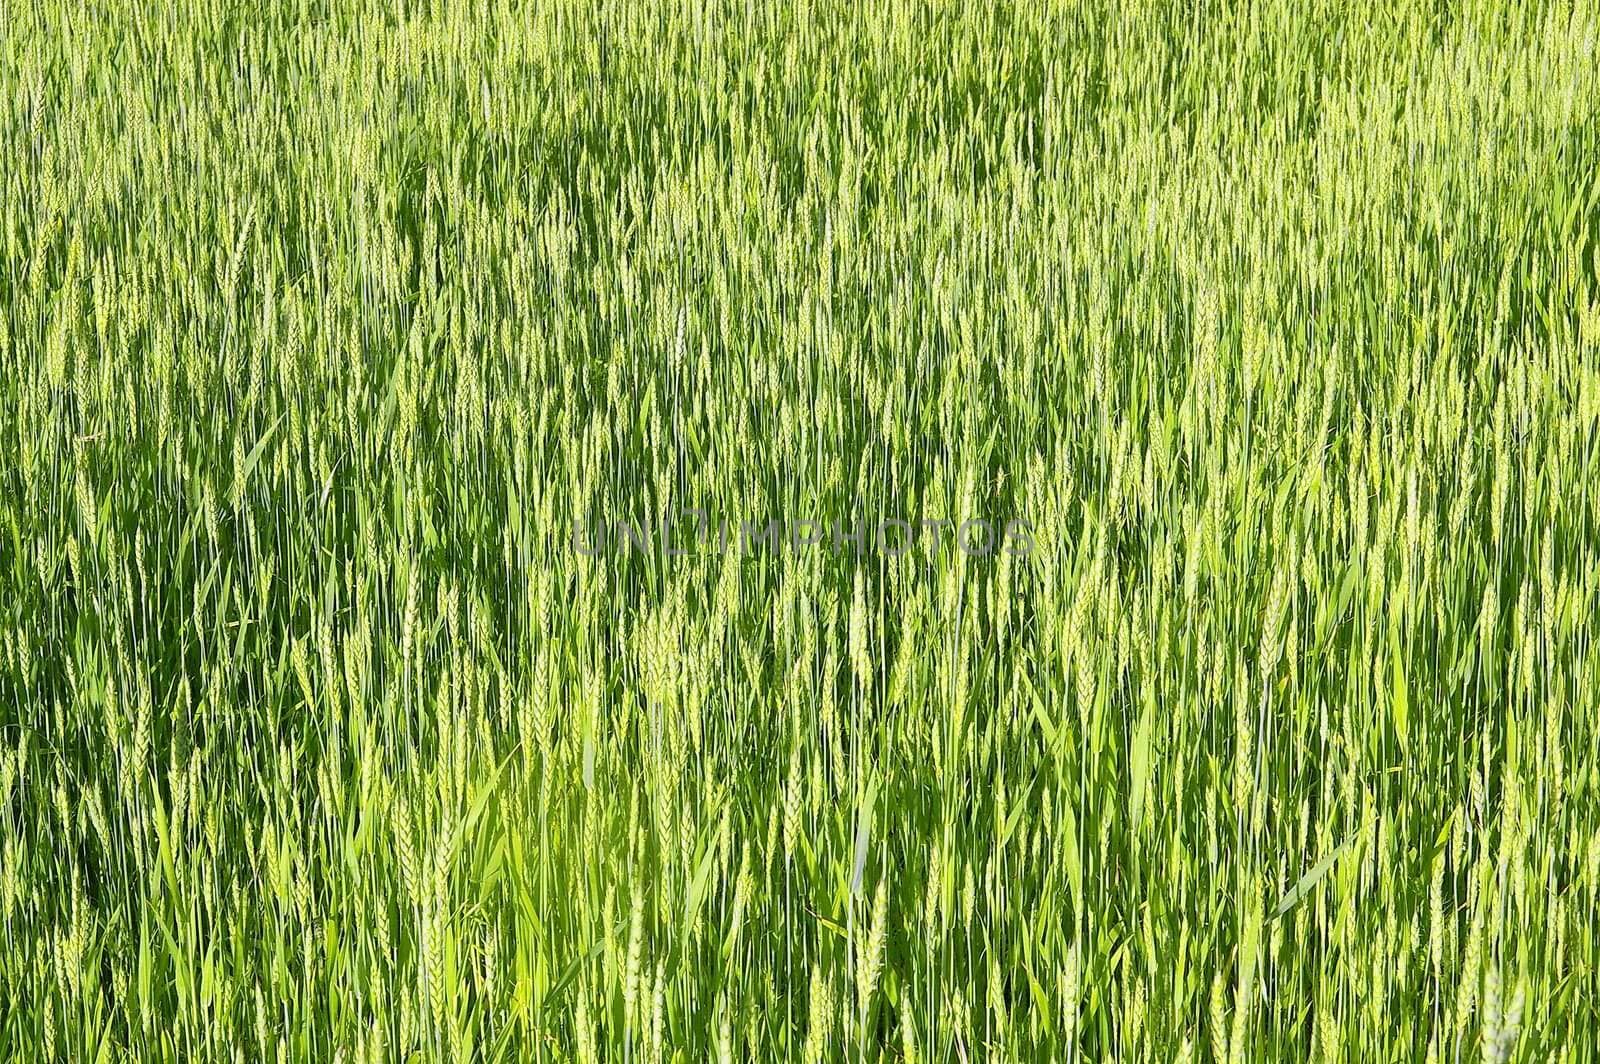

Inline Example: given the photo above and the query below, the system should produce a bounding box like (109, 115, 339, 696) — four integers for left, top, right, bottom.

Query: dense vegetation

(3, 0, 1600, 1059)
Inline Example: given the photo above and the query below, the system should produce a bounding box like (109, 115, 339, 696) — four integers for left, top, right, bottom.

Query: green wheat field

(4, 0, 1600, 1059)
